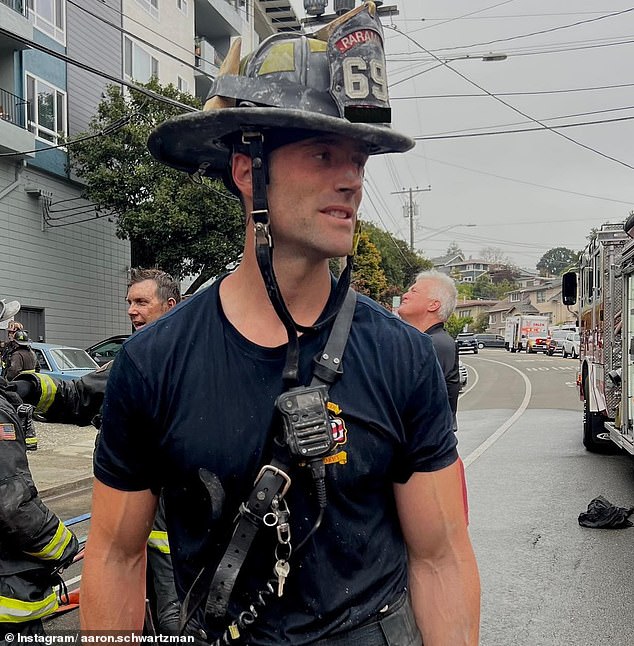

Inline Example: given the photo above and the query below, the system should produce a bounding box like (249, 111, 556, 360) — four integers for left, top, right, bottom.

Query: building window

(510, 293, 520, 302)
(536, 291, 545, 303)
(459, 310, 471, 318)
(177, 0, 188, 15)
(177, 76, 189, 94)
(135, 0, 159, 19)
(25, 73, 67, 145)
(124, 37, 159, 83)
(27, 0, 65, 44)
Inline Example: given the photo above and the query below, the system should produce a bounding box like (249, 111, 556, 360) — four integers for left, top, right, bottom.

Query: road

(459, 349, 634, 646)
(41, 348, 634, 644)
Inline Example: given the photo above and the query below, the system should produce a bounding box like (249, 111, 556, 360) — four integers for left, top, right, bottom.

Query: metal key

(274, 559, 290, 597)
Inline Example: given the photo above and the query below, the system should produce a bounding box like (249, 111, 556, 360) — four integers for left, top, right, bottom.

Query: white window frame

(177, 76, 189, 94)
(25, 72, 67, 146)
(27, 0, 66, 45)
(135, 0, 159, 20)
(124, 37, 160, 83)
(177, 0, 188, 16)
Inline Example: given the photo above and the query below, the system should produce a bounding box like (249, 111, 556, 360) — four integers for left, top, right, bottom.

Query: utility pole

(391, 186, 431, 251)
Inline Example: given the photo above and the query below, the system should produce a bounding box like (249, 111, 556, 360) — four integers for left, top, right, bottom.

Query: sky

(290, 0, 634, 272)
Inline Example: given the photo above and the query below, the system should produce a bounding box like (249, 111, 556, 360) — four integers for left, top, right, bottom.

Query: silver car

(562, 332, 580, 358)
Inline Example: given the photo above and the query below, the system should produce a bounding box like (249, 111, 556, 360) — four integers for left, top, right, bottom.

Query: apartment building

(0, 0, 298, 346)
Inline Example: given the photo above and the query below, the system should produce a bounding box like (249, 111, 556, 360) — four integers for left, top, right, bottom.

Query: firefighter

(0, 299, 79, 642)
(12, 269, 182, 635)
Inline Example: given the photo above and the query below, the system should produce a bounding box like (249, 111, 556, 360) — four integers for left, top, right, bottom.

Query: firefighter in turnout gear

(0, 299, 79, 642)
(12, 269, 182, 636)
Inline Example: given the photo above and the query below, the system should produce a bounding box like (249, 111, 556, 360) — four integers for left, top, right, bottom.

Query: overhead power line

(419, 6, 634, 51)
(0, 27, 197, 113)
(67, 0, 215, 78)
(388, 26, 634, 172)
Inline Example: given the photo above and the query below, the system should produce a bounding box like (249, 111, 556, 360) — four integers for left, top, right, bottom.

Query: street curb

(40, 475, 94, 500)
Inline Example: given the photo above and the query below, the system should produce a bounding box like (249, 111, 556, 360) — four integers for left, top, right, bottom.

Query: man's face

(398, 279, 439, 327)
(265, 134, 368, 261)
(127, 279, 172, 330)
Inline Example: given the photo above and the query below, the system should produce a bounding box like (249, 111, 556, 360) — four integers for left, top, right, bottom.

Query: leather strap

(201, 289, 358, 626)
(204, 461, 291, 622)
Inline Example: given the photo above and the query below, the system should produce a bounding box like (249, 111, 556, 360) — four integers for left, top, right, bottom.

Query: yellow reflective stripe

(25, 437, 38, 446)
(25, 521, 73, 561)
(36, 373, 57, 413)
(0, 590, 58, 622)
(147, 530, 170, 554)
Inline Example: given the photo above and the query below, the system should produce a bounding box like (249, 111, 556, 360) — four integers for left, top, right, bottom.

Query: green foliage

(361, 222, 431, 296)
(446, 314, 472, 337)
(472, 312, 489, 333)
(457, 282, 473, 300)
(352, 230, 388, 302)
(536, 247, 580, 277)
(67, 80, 244, 293)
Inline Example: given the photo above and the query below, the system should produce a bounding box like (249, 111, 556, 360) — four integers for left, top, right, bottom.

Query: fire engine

(562, 220, 634, 455)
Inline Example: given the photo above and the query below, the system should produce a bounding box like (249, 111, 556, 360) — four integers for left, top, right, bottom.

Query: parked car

(459, 360, 468, 390)
(474, 333, 505, 349)
(562, 332, 580, 358)
(526, 334, 549, 353)
(456, 333, 479, 354)
(546, 329, 569, 355)
(86, 334, 129, 367)
(31, 342, 98, 381)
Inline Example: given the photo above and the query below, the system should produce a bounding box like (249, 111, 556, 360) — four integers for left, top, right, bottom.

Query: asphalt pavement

(27, 420, 96, 497)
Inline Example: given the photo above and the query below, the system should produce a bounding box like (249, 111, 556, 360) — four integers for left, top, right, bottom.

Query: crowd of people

(1, 4, 480, 645)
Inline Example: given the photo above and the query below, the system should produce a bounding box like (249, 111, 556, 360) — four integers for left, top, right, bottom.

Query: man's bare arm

(80, 480, 158, 631)
(394, 460, 480, 645)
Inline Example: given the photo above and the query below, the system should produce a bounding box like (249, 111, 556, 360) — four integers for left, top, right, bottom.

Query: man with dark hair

(127, 268, 181, 330)
(82, 4, 480, 645)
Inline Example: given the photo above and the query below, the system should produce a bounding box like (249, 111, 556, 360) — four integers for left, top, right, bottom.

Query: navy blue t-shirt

(95, 279, 458, 645)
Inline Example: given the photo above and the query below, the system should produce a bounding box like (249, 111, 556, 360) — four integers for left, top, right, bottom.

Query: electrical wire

(414, 114, 634, 141)
(0, 27, 197, 113)
(388, 26, 634, 172)
(67, 0, 214, 79)
(0, 108, 139, 158)
(418, 7, 634, 51)
(392, 81, 634, 101)
(416, 154, 634, 206)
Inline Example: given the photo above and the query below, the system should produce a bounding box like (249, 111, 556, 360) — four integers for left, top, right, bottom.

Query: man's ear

(231, 152, 253, 199)
(428, 299, 442, 313)
(167, 298, 177, 310)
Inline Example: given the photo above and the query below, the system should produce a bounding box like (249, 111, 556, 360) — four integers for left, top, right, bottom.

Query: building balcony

(0, 0, 33, 49)
(0, 87, 34, 157)
(195, 0, 242, 42)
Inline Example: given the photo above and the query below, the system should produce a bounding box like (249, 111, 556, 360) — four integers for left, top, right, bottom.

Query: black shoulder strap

(184, 289, 358, 634)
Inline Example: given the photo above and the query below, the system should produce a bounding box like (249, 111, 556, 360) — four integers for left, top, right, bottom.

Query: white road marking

(462, 357, 532, 469)
(459, 363, 479, 397)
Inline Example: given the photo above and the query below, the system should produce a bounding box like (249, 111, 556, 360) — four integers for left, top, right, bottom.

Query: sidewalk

(27, 419, 97, 497)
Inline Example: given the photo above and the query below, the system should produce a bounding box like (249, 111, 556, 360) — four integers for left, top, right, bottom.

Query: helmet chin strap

(243, 131, 354, 387)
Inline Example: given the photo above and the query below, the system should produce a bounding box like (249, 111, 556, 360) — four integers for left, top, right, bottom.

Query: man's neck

(220, 250, 333, 347)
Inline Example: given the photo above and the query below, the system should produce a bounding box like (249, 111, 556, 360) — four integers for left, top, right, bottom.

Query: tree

(536, 247, 580, 277)
(446, 314, 472, 337)
(67, 80, 244, 293)
(361, 222, 431, 297)
(351, 230, 388, 301)
(480, 246, 509, 264)
(472, 312, 489, 333)
(446, 242, 463, 257)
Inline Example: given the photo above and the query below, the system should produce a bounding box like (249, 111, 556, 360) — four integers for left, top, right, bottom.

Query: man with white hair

(399, 270, 461, 428)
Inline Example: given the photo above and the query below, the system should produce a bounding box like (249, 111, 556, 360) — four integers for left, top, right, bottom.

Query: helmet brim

(0, 299, 20, 324)
(148, 107, 415, 177)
